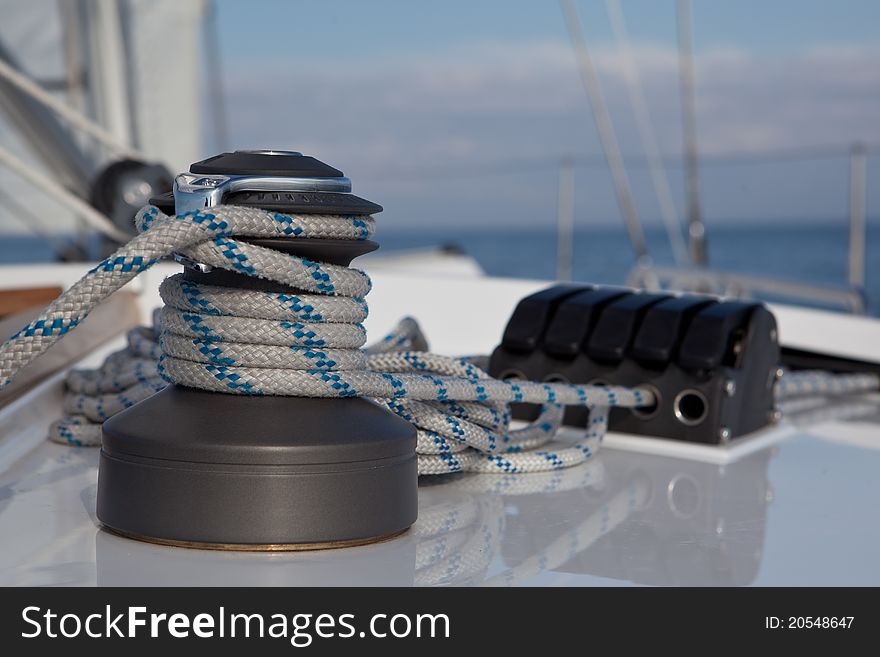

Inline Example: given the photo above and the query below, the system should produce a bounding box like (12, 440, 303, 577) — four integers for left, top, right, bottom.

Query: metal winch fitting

(97, 150, 418, 550)
(488, 284, 781, 444)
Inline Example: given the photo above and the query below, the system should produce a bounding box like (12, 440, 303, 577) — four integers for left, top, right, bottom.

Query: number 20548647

(765, 617, 854, 629)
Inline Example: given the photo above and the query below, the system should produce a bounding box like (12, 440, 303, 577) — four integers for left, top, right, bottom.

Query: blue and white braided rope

(774, 369, 879, 400)
(0, 204, 653, 475)
(4, 205, 875, 475)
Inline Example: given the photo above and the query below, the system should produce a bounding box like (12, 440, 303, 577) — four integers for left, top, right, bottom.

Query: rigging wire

(559, 0, 650, 265)
(0, 143, 129, 241)
(204, 0, 229, 153)
(605, 0, 689, 267)
(0, 57, 141, 160)
(676, 0, 706, 265)
(353, 142, 879, 183)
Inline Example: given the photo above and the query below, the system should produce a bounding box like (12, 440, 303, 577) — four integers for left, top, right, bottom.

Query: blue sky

(216, 0, 880, 59)
(212, 1, 880, 232)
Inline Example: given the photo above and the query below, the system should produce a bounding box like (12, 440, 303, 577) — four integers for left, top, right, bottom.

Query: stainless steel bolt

(719, 426, 731, 442)
(723, 379, 736, 396)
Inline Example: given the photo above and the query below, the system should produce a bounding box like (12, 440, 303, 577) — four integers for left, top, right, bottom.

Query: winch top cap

(190, 150, 345, 178)
(171, 149, 380, 215)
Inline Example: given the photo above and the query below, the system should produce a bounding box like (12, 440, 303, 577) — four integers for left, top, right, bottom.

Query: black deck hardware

(489, 284, 781, 444)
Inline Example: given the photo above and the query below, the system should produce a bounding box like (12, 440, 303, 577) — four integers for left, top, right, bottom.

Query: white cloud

(223, 40, 880, 227)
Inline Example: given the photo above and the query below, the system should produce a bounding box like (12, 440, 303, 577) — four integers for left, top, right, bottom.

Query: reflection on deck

(2, 389, 879, 586)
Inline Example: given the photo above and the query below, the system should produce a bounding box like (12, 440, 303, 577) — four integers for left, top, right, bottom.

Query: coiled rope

(0, 204, 652, 475)
(2, 205, 876, 475)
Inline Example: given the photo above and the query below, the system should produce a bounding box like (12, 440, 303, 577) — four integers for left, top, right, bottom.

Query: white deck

(1, 265, 879, 586)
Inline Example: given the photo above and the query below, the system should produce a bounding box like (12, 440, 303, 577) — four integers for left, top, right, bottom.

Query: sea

(1, 221, 878, 315)
(379, 222, 880, 316)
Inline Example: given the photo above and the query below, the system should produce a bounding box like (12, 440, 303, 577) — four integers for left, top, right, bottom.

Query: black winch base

(97, 151, 418, 549)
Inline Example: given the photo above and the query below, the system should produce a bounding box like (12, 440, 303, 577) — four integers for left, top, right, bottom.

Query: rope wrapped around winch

(5, 204, 874, 475)
(0, 204, 653, 475)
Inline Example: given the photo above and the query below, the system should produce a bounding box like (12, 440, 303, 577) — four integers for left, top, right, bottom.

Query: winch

(97, 151, 418, 549)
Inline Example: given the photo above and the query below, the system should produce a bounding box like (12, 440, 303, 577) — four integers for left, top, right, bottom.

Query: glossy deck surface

(2, 393, 879, 586)
(1, 267, 879, 585)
